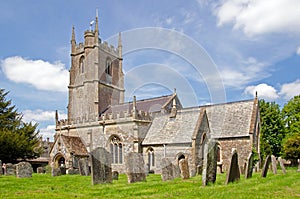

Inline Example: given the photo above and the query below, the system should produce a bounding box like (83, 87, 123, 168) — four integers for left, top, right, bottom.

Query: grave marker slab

(271, 155, 277, 174)
(225, 148, 240, 184)
(16, 162, 33, 178)
(79, 158, 90, 176)
(90, 147, 112, 184)
(202, 141, 217, 186)
(52, 167, 61, 176)
(37, 167, 45, 174)
(278, 157, 286, 174)
(179, 158, 190, 179)
(261, 155, 271, 177)
(112, 171, 119, 180)
(161, 158, 174, 181)
(125, 152, 146, 183)
(5, 163, 16, 176)
(297, 159, 300, 172)
(245, 152, 253, 179)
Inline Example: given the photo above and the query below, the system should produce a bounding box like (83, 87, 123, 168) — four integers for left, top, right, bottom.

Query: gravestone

(245, 152, 253, 179)
(78, 158, 90, 176)
(261, 155, 271, 177)
(271, 155, 277, 174)
(225, 148, 240, 184)
(37, 167, 44, 174)
(297, 159, 300, 172)
(179, 158, 190, 179)
(16, 162, 33, 178)
(278, 157, 286, 174)
(67, 168, 79, 175)
(112, 171, 119, 180)
(51, 167, 61, 176)
(125, 152, 146, 183)
(202, 141, 218, 186)
(90, 147, 112, 185)
(5, 163, 16, 176)
(0, 160, 2, 176)
(161, 158, 174, 181)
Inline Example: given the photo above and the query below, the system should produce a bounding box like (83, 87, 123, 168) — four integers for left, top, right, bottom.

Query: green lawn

(0, 169, 299, 199)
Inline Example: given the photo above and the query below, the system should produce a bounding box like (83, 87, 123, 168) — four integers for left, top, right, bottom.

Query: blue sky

(0, 0, 300, 140)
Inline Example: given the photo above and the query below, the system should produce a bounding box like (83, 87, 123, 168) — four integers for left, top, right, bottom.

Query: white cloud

(214, 0, 300, 36)
(1, 56, 68, 92)
(39, 125, 56, 140)
(220, 57, 269, 88)
(22, 109, 67, 123)
(279, 79, 300, 100)
(244, 83, 279, 100)
(297, 47, 300, 55)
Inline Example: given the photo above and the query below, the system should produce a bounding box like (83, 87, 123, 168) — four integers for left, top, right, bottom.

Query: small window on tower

(105, 58, 112, 76)
(79, 56, 85, 73)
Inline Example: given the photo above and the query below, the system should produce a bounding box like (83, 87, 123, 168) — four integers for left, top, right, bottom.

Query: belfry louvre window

(110, 136, 123, 164)
(105, 58, 112, 75)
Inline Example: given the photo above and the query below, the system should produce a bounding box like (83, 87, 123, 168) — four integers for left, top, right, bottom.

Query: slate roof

(202, 99, 256, 138)
(60, 135, 89, 156)
(142, 107, 204, 145)
(104, 94, 181, 114)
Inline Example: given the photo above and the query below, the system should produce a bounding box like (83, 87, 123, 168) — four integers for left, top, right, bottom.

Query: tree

(0, 88, 41, 163)
(282, 95, 300, 162)
(259, 99, 285, 157)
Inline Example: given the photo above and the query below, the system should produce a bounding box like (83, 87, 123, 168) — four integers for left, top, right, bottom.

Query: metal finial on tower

(71, 26, 75, 41)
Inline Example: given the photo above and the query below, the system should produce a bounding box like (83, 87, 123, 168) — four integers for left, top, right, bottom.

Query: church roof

(142, 107, 206, 145)
(202, 99, 258, 138)
(104, 94, 181, 114)
(60, 135, 89, 156)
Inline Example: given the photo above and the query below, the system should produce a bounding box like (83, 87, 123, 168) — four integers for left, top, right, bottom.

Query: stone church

(49, 15, 260, 176)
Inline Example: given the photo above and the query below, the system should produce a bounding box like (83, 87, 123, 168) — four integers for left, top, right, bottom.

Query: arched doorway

(54, 154, 66, 168)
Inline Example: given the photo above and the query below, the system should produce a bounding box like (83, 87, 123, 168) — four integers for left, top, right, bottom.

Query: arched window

(79, 56, 85, 73)
(109, 136, 123, 164)
(147, 148, 155, 167)
(105, 58, 112, 75)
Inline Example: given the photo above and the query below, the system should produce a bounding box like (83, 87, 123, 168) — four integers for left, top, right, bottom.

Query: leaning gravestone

(5, 163, 16, 176)
(125, 152, 146, 183)
(78, 158, 90, 176)
(202, 140, 218, 186)
(16, 162, 33, 178)
(90, 147, 112, 185)
(278, 157, 286, 174)
(261, 155, 271, 177)
(225, 148, 240, 184)
(245, 152, 253, 179)
(271, 155, 277, 174)
(52, 167, 61, 176)
(179, 158, 190, 179)
(161, 158, 174, 181)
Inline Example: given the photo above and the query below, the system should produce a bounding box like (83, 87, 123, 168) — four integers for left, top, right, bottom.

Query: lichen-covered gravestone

(225, 148, 240, 184)
(78, 158, 90, 176)
(202, 140, 217, 186)
(52, 167, 61, 176)
(245, 152, 253, 179)
(179, 158, 190, 179)
(5, 163, 16, 176)
(271, 155, 277, 174)
(90, 147, 112, 185)
(161, 158, 174, 181)
(16, 162, 33, 178)
(125, 152, 146, 183)
(278, 157, 286, 174)
(261, 155, 271, 177)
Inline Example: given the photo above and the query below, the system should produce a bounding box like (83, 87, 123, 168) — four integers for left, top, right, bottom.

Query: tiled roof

(142, 107, 205, 145)
(61, 135, 88, 156)
(104, 94, 180, 114)
(202, 99, 255, 138)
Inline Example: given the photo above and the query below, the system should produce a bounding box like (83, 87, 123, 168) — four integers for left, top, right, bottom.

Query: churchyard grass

(0, 168, 299, 198)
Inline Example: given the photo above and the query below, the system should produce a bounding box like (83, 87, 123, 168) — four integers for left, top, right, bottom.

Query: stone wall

(218, 136, 251, 171)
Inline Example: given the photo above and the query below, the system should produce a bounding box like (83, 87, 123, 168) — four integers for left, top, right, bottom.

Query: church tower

(68, 13, 124, 123)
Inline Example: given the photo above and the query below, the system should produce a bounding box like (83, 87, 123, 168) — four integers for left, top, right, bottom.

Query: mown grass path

(0, 169, 299, 198)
